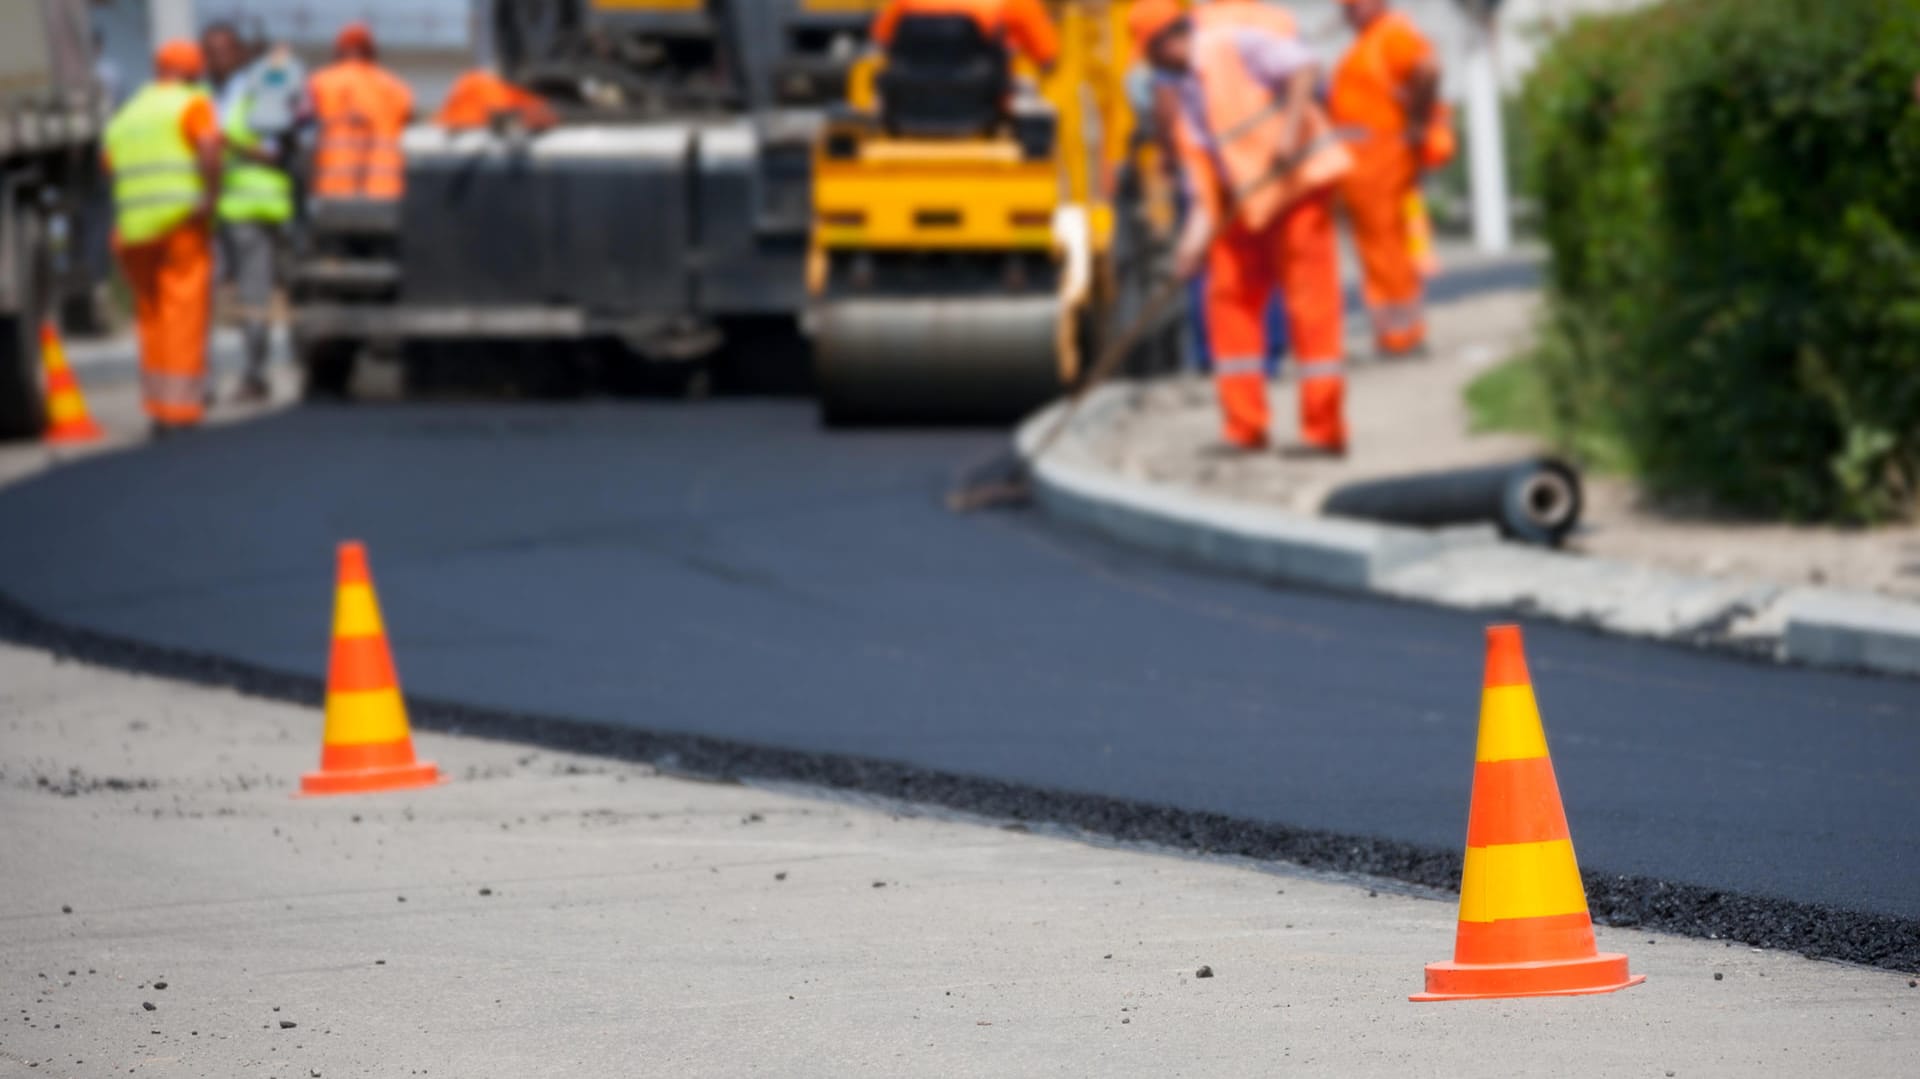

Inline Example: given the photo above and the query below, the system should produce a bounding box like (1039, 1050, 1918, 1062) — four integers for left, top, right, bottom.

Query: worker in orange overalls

(1330, 0, 1448, 357)
(871, 0, 1061, 69)
(104, 40, 223, 435)
(1130, 0, 1353, 455)
(306, 22, 414, 201)
(436, 69, 556, 132)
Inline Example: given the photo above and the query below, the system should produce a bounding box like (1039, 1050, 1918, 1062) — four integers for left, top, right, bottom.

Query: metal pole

(1463, 11, 1511, 253)
(148, 0, 197, 49)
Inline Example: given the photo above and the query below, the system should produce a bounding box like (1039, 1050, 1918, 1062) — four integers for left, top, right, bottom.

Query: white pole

(149, 0, 197, 49)
(1463, 11, 1511, 253)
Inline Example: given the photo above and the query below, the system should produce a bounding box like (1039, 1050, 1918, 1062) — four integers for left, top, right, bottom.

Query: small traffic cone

(300, 542, 441, 796)
(1406, 191, 1439, 280)
(1411, 624, 1644, 1002)
(39, 321, 104, 444)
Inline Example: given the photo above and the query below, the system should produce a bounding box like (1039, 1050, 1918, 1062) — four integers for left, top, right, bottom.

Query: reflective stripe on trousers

(117, 223, 212, 426)
(141, 369, 205, 406)
(1213, 355, 1266, 377)
(1370, 296, 1424, 332)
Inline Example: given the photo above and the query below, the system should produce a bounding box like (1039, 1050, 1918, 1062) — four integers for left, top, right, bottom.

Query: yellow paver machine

(806, 1, 1175, 423)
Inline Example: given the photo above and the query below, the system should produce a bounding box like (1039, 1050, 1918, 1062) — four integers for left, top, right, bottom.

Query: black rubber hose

(1321, 457, 1584, 547)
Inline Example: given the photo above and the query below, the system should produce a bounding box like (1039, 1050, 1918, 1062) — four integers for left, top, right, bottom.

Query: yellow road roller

(806, 2, 1145, 423)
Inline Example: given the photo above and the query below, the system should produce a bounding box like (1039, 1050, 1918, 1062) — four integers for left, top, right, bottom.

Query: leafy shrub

(1521, 0, 1920, 520)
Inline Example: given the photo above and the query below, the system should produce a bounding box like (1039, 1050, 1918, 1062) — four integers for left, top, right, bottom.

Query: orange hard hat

(153, 38, 204, 80)
(1127, 0, 1186, 51)
(335, 20, 376, 56)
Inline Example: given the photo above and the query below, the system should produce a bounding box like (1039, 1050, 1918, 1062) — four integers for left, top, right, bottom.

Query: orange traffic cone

(301, 542, 441, 796)
(1411, 624, 1644, 1002)
(40, 321, 103, 444)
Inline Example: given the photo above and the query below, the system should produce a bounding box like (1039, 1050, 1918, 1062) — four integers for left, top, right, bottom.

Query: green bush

(1520, 0, 1920, 521)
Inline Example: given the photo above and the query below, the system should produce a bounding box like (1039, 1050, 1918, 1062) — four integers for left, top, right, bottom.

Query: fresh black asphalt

(1, 401, 1915, 967)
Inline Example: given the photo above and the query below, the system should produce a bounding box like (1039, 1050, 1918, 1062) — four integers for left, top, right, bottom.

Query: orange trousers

(117, 223, 212, 426)
(1340, 142, 1427, 354)
(1205, 188, 1345, 451)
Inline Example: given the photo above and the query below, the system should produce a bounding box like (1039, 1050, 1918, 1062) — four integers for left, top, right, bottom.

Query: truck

(291, 0, 883, 398)
(0, 0, 109, 439)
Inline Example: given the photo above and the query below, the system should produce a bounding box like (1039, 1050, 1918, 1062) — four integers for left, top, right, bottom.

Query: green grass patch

(1463, 355, 1550, 438)
(1463, 351, 1634, 475)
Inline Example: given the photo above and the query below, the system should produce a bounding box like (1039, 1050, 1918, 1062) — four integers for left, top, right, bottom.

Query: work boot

(232, 375, 272, 404)
(1377, 334, 1430, 361)
(1278, 441, 1347, 461)
(1203, 435, 1269, 458)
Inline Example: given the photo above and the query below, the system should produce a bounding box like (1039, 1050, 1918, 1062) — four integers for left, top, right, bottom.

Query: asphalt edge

(1017, 386, 1920, 680)
(1, 589, 1913, 974)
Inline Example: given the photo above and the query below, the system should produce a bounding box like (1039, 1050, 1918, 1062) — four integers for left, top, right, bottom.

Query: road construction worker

(104, 40, 222, 435)
(1329, 0, 1448, 357)
(306, 22, 414, 201)
(1125, 47, 1287, 378)
(1130, 0, 1353, 454)
(436, 69, 556, 132)
(870, 0, 1061, 70)
(204, 21, 297, 403)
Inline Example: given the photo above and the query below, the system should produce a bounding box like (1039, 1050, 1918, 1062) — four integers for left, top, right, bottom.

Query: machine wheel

(0, 205, 48, 440)
(299, 337, 360, 401)
(812, 296, 1066, 426)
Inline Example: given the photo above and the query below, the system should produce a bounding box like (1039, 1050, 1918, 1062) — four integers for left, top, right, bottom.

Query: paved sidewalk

(1025, 251, 1920, 675)
(2, 643, 1915, 1077)
(1090, 275, 1920, 604)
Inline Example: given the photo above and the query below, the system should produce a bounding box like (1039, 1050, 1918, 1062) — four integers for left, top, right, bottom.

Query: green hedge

(1521, 0, 1920, 521)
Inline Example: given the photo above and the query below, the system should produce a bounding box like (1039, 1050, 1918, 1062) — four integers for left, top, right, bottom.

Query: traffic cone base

(1413, 952, 1644, 1002)
(40, 322, 104, 444)
(299, 541, 441, 797)
(1412, 624, 1642, 1002)
(300, 757, 441, 796)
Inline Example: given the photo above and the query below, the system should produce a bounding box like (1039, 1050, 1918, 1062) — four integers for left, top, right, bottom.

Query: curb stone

(1782, 589, 1920, 677)
(1017, 385, 1920, 680)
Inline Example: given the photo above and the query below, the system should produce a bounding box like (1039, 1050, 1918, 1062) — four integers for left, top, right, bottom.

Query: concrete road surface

(2, 643, 1915, 1078)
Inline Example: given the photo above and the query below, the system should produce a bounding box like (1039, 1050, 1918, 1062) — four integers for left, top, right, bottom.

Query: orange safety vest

(1329, 10, 1453, 171)
(309, 59, 412, 200)
(435, 70, 556, 131)
(1175, 4, 1351, 232)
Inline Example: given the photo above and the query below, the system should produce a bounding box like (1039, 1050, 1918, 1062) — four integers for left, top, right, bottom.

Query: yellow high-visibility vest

(105, 83, 208, 245)
(219, 92, 294, 224)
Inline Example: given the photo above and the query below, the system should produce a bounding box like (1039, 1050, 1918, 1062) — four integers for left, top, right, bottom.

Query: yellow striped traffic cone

(300, 542, 441, 796)
(1411, 624, 1644, 1001)
(40, 321, 104, 444)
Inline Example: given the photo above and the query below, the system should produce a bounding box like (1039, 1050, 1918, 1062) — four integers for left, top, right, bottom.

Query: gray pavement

(2, 642, 1915, 1078)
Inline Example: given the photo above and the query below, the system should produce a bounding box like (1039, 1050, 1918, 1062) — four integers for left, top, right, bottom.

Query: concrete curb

(1017, 385, 1920, 679)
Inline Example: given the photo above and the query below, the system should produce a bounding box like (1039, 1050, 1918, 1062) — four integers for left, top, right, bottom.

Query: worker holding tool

(1129, 0, 1352, 455)
(306, 22, 414, 201)
(104, 39, 222, 435)
(1330, 0, 1449, 357)
(204, 21, 297, 403)
(870, 0, 1061, 70)
(436, 68, 557, 132)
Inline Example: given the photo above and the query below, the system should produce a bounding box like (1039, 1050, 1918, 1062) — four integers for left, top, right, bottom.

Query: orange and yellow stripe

(40, 322, 103, 445)
(1454, 627, 1596, 965)
(1412, 624, 1643, 1001)
(300, 542, 441, 796)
